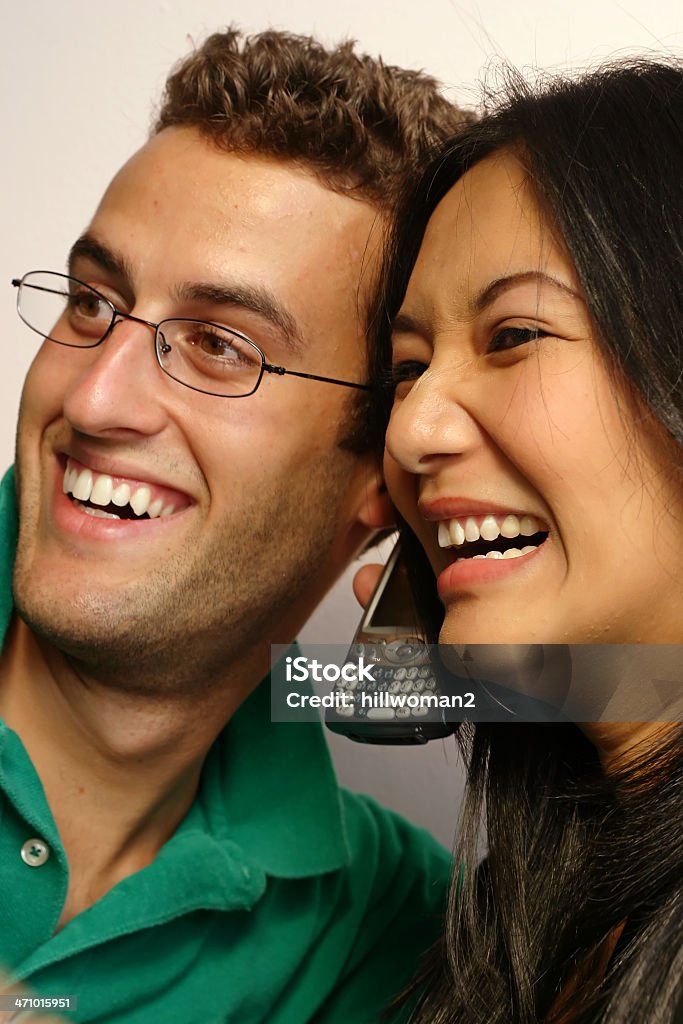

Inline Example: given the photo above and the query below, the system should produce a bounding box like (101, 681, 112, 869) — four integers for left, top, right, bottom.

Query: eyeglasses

(11, 271, 372, 398)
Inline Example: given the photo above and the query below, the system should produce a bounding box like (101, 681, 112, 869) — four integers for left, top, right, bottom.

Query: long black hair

(373, 60, 683, 1023)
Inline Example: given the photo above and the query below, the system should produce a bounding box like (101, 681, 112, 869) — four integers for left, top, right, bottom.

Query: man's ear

(354, 467, 395, 531)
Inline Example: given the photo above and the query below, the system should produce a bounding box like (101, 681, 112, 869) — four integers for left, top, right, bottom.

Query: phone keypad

(332, 666, 441, 720)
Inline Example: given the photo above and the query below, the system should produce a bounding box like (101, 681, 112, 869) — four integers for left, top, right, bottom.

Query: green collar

(0, 466, 349, 880)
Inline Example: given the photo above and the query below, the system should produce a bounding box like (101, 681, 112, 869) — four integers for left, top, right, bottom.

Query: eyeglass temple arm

(11, 280, 374, 393)
(264, 363, 372, 392)
(12, 279, 66, 297)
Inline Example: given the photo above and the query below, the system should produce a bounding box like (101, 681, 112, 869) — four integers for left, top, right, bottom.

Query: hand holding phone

(325, 543, 456, 745)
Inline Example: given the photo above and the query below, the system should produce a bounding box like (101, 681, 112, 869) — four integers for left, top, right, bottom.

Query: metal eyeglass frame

(11, 271, 372, 399)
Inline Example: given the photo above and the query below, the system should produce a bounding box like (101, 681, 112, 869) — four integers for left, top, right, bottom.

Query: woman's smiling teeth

(437, 513, 548, 560)
(62, 463, 176, 520)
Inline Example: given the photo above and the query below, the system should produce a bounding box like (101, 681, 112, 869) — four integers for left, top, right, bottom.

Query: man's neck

(0, 614, 259, 929)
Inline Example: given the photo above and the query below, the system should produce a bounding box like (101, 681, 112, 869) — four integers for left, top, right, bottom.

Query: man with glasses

(0, 28, 469, 1024)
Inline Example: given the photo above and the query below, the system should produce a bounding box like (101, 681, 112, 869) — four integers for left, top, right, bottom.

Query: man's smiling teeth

(437, 513, 545, 560)
(62, 465, 175, 519)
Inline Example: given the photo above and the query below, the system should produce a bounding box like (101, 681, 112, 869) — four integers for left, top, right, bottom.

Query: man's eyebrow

(68, 235, 304, 354)
(173, 281, 304, 354)
(68, 235, 134, 282)
(471, 271, 583, 314)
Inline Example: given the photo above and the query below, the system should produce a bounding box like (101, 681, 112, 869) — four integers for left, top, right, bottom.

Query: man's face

(13, 127, 381, 693)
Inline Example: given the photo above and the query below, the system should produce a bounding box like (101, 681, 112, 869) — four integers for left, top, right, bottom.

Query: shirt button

(21, 838, 50, 867)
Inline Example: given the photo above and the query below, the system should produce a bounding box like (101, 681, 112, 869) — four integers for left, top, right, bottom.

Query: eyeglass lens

(16, 271, 264, 397)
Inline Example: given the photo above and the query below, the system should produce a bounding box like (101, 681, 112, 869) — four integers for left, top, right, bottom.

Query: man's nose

(384, 363, 481, 474)
(62, 317, 169, 438)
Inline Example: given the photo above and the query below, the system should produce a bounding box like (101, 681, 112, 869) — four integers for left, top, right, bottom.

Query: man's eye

(183, 327, 259, 370)
(488, 326, 547, 353)
(197, 332, 235, 357)
(68, 291, 110, 320)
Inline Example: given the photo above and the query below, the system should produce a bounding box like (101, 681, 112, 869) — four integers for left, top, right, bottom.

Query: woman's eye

(487, 326, 547, 353)
(389, 360, 427, 390)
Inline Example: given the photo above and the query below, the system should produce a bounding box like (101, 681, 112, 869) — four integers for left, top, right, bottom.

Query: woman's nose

(384, 365, 481, 475)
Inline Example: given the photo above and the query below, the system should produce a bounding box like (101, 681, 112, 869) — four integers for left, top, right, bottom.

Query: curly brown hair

(153, 28, 472, 458)
(154, 27, 473, 213)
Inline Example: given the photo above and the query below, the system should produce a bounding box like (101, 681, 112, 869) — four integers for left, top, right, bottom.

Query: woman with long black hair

(376, 60, 683, 1023)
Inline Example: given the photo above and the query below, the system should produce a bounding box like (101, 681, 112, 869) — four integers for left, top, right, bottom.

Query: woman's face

(385, 151, 683, 645)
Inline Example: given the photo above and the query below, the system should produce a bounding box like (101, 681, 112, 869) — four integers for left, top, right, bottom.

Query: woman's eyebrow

(392, 271, 583, 337)
(471, 271, 583, 314)
(392, 311, 425, 337)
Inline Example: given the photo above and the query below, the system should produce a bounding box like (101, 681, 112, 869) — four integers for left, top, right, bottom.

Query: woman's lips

(436, 535, 549, 597)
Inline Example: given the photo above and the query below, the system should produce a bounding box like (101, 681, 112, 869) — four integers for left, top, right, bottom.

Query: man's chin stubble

(11, 511, 341, 700)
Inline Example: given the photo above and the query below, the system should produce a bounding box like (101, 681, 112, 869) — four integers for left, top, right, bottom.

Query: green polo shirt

(0, 468, 450, 1023)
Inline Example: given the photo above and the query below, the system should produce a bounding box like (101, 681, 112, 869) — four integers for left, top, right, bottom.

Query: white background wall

(2, 0, 682, 848)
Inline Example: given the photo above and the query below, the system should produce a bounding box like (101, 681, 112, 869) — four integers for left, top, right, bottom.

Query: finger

(352, 563, 383, 608)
